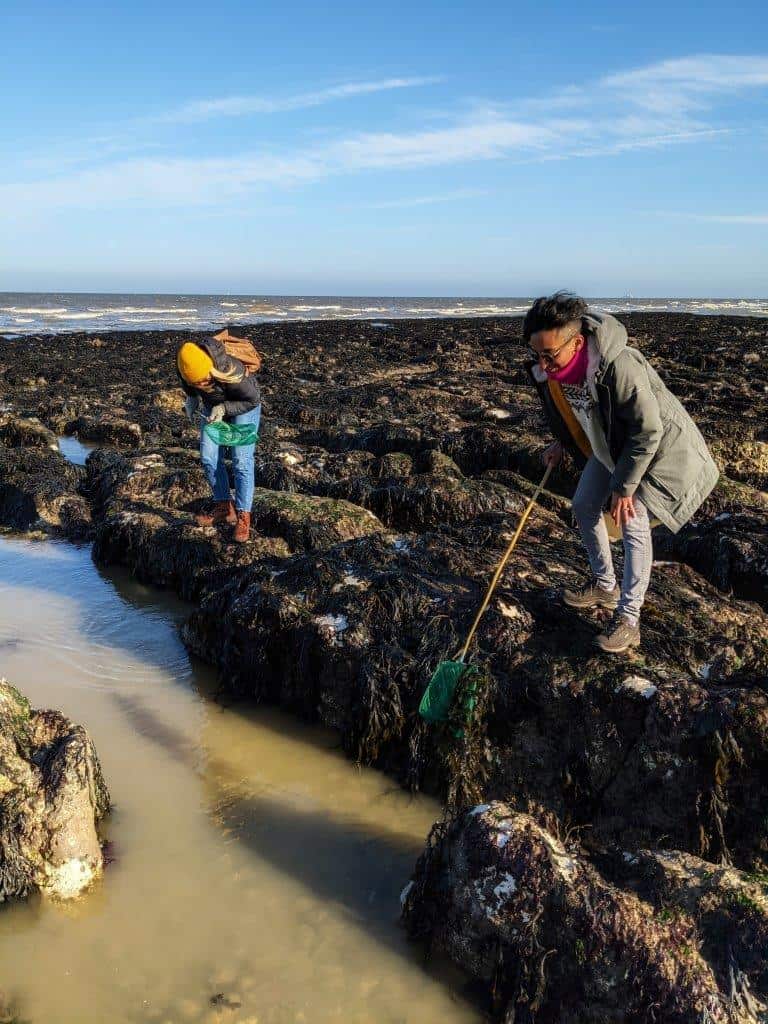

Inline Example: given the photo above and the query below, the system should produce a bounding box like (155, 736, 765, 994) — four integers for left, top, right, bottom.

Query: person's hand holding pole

(542, 441, 563, 469)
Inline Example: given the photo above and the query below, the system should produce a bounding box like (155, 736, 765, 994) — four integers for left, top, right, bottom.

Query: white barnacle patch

(279, 452, 302, 466)
(485, 408, 511, 421)
(617, 675, 658, 700)
(493, 819, 514, 848)
(541, 832, 578, 882)
(42, 857, 98, 900)
(498, 600, 520, 620)
(468, 804, 491, 818)
(313, 614, 349, 636)
(492, 873, 517, 904)
(332, 568, 366, 592)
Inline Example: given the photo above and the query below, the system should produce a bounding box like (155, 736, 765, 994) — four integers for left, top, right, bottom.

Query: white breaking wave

(290, 304, 345, 311)
(0, 307, 68, 314)
(86, 306, 199, 314)
(50, 311, 106, 319)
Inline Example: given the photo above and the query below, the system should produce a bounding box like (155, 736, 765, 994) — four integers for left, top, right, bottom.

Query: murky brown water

(0, 537, 481, 1024)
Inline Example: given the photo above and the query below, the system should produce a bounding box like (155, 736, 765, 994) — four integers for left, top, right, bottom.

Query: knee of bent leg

(572, 488, 603, 522)
(231, 447, 254, 476)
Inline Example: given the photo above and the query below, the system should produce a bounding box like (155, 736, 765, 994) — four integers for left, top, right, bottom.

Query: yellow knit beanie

(177, 342, 214, 385)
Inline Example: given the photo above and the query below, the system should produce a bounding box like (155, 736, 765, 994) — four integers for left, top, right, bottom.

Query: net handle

(459, 463, 553, 663)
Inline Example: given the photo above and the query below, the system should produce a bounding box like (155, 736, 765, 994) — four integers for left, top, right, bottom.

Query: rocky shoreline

(1, 313, 767, 1021)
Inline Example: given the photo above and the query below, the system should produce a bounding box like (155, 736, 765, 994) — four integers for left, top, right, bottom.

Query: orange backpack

(212, 328, 262, 376)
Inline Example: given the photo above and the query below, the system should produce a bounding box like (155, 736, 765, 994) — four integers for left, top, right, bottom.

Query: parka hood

(582, 310, 628, 371)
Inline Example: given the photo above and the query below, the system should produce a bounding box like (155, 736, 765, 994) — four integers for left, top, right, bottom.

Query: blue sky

(2, 0, 767, 296)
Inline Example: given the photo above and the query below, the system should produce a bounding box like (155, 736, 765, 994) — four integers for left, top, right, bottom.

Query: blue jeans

(199, 405, 261, 512)
(572, 456, 653, 626)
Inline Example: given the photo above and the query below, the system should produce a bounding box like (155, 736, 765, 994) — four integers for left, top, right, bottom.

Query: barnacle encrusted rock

(403, 802, 767, 1023)
(0, 679, 110, 901)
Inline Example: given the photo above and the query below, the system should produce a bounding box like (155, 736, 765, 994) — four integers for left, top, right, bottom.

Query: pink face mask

(545, 340, 589, 385)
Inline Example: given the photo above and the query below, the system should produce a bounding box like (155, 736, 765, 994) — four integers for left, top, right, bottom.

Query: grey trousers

(572, 457, 653, 625)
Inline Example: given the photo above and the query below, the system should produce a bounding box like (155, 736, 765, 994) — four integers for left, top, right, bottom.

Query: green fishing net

(419, 661, 478, 726)
(203, 421, 259, 446)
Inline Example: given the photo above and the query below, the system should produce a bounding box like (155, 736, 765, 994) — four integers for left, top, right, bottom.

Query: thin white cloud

(150, 77, 442, 123)
(679, 213, 768, 224)
(2, 55, 766, 214)
(362, 189, 488, 209)
(328, 117, 552, 169)
(601, 55, 768, 113)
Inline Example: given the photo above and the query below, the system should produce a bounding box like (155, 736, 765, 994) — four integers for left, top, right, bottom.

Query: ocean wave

(404, 304, 530, 316)
(0, 307, 68, 314)
(119, 316, 202, 324)
(12, 317, 34, 324)
(220, 302, 241, 307)
(87, 306, 199, 314)
(290, 304, 344, 311)
(50, 312, 105, 319)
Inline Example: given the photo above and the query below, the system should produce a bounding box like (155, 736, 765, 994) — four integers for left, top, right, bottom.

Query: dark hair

(522, 291, 588, 342)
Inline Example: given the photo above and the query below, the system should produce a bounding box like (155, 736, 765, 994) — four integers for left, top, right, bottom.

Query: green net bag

(203, 421, 259, 447)
(418, 662, 478, 724)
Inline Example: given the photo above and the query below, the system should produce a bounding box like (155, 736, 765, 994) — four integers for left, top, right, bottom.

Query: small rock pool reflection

(0, 537, 481, 1024)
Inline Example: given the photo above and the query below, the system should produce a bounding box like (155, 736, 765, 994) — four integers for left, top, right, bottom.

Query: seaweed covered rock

(65, 414, 142, 447)
(182, 515, 768, 867)
(654, 504, 768, 609)
(599, 846, 768, 1012)
(87, 449, 382, 598)
(402, 802, 765, 1023)
(0, 678, 110, 901)
(88, 451, 290, 599)
(1, 311, 767, 1023)
(0, 414, 58, 452)
(0, 442, 85, 536)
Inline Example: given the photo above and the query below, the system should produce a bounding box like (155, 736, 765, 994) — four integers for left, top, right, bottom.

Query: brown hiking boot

(232, 510, 251, 544)
(562, 580, 620, 610)
(195, 500, 236, 527)
(595, 612, 641, 654)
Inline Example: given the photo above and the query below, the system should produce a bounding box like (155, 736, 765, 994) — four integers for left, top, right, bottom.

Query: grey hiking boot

(595, 612, 641, 654)
(562, 580, 620, 610)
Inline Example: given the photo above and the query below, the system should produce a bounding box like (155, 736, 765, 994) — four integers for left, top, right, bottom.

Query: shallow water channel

(0, 537, 481, 1024)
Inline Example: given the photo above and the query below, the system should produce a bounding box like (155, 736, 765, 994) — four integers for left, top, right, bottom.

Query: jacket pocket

(645, 421, 684, 500)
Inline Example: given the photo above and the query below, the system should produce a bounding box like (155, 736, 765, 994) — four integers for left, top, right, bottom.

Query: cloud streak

(601, 54, 768, 113)
(675, 213, 768, 225)
(2, 56, 766, 215)
(149, 77, 442, 123)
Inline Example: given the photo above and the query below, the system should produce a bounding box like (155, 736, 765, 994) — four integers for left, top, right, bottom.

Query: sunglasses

(528, 330, 580, 367)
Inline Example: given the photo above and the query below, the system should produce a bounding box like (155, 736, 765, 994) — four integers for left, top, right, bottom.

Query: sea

(1, 292, 767, 335)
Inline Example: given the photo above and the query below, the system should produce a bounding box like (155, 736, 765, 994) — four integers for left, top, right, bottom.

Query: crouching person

(176, 334, 261, 543)
(523, 292, 719, 653)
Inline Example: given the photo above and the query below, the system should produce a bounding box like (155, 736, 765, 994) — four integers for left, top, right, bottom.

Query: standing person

(523, 292, 719, 653)
(176, 335, 261, 544)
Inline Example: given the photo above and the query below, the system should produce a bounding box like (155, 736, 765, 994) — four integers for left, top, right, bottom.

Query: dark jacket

(527, 311, 719, 534)
(178, 338, 260, 419)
